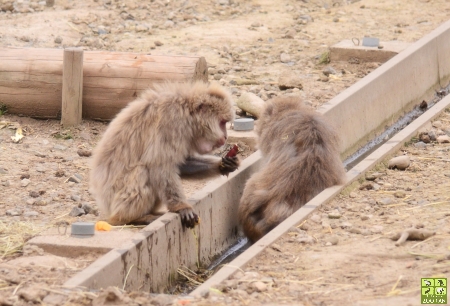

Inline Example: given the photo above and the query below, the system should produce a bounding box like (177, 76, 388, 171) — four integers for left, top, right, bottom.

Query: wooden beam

(61, 48, 83, 127)
(0, 47, 208, 120)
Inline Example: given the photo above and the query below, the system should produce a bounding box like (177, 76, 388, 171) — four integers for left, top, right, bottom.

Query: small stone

(71, 194, 81, 202)
(310, 214, 321, 224)
(349, 192, 357, 198)
(278, 70, 303, 90)
(69, 206, 85, 217)
(154, 40, 164, 46)
(34, 200, 47, 206)
(359, 182, 374, 190)
(437, 135, 450, 143)
(371, 225, 383, 234)
(55, 170, 65, 177)
(53, 144, 68, 151)
(328, 210, 342, 219)
(23, 211, 39, 217)
(251, 281, 267, 292)
(420, 134, 430, 143)
(2, 180, 11, 187)
(21, 179, 30, 187)
(26, 199, 36, 205)
(236, 92, 265, 118)
(34, 152, 47, 158)
(377, 198, 394, 205)
(29, 191, 40, 198)
(333, 17, 339, 22)
(388, 155, 410, 170)
(322, 66, 337, 76)
(394, 191, 406, 198)
(324, 235, 339, 245)
(280, 52, 291, 63)
(414, 141, 427, 149)
(54, 36, 63, 44)
(361, 214, 370, 221)
(77, 149, 92, 157)
(428, 130, 437, 141)
(81, 203, 93, 214)
(432, 120, 443, 129)
(43, 293, 66, 306)
(68, 175, 81, 183)
(20, 174, 30, 180)
(6, 209, 21, 216)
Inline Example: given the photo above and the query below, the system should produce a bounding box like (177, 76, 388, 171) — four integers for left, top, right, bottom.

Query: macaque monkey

(90, 82, 240, 228)
(238, 96, 346, 242)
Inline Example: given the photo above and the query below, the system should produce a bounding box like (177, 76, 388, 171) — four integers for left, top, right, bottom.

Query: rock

(68, 175, 82, 183)
(280, 52, 291, 63)
(428, 130, 437, 141)
(77, 149, 92, 157)
(349, 192, 357, 198)
(251, 281, 267, 292)
(234, 78, 259, 86)
(359, 182, 374, 190)
(21, 179, 30, 187)
(388, 155, 410, 170)
(23, 211, 39, 217)
(34, 200, 48, 206)
(43, 293, 66, 305)
(53, 144, 67, 151)
(371, 225, 384, 234)
(155, 40, 164, 46)
(29, 191, 40, 198)
(324, 235, 339, 245)
(437, 135, 450, 143)
(69, 206, 85, 217)
(0, 267, 21, 284)
(322, 66, 337, 76)
(18, 286, 47, 303)
(420, 133, 430, 143)
(310, 214, 321, 224)
(394, 191, 406, 198)
(6, 209, 21, 216)
(81, 203, 94, 214)
(71, 194, 81, 202)
(432, 120, 443, 129)
(54, 36, 63, 44)
(328, 210, 342, 219)
(414, 141, 427, 149)
(377, 198, 394, 205)
(55, 170, 65, 177)
(236, 92, 265, 118)
(92, 287, 126, 306)
(278, 71, 303, 90)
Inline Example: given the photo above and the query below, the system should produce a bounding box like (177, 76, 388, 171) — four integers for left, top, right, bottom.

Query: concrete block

(329, 39, 411, 63)
(27, 227, 138, 258)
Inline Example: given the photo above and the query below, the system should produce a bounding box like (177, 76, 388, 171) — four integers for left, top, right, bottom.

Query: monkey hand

(219, 156, 240, 176)
(177, 207, 200, 229)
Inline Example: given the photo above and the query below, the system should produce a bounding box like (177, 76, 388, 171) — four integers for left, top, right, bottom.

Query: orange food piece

(95, 221, 112, 231)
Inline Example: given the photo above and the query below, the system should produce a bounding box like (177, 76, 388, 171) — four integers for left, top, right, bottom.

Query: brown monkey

(238, 96, 346, 242)
(90, 81, 240, 228)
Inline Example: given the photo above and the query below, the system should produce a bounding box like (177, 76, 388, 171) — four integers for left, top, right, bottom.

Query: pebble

(377, 198, 394, 205)
(69, 206, 85, 217)
(414, 141, 427, 149)
(280, 52, 291, 63)
(388, 155, 410, 170)
(328, 210, 342, 219)
(251, 281, 267, 292)
(71, 194, 81, 202)
(322, 66, 337, 76)
(394, 191, 406, 198)
(53, 144, 67, 151)
(54, 36, 63, 44)
(21, 179, 30, 187)
(278, 71, 303, 90)
(236, 92, 265, 118)
(18, 286, 47, 303)
(6, 209, 21, 216)
(324, 235, 339, 245)
(23, 211, 39, 217)
(310, 214, 321, 224)
(371, 225, 384, 234)
(155, 40, 164, 46)
(437, 135, 450, 143)
(68, 174, 82, 183)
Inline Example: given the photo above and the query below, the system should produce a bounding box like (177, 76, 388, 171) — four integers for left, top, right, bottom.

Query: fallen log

(0, 47, 208, 120)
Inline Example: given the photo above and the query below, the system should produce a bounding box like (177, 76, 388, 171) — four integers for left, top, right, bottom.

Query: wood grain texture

(61, 48, 83, 126)
(0, 47, 208, 119)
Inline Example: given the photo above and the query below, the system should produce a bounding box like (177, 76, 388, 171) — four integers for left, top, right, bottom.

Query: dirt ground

(0, 0, 450, 305)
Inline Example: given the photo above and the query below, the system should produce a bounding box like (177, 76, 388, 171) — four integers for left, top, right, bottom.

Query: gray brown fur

(238, 96, 346, 242)
(90, 81, 239, 227)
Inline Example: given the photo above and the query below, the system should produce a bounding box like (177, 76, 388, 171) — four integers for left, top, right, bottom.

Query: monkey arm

(179, 154, 239, 177)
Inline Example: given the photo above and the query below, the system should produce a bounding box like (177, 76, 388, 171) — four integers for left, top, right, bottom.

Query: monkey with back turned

(90, 81, 240, 228)
(238, 96, 346, 242)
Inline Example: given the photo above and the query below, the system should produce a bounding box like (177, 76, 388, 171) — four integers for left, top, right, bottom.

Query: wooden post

(61, 48, 84, 126)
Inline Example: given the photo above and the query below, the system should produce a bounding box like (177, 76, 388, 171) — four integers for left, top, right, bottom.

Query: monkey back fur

(238, 96, 346, 242)
(90, 81, 234, 225)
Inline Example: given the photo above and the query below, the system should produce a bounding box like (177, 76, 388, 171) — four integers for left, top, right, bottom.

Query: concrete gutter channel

(62, 19, 450, 294)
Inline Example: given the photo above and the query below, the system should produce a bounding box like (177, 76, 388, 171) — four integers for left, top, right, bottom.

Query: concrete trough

(64, 19, 450, 293)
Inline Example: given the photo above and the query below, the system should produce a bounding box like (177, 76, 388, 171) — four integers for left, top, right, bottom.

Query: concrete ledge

(191, 92, 450, 298)
(329, 39, 411, 63)
(64, 151, 263, 292)
(321, 19, 450, 159)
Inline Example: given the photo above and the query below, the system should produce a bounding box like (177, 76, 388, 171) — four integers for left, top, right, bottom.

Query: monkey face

(195, 118, 228, 154)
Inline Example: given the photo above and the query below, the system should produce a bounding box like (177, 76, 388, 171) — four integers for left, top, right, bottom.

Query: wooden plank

(61, 48, 83, 126)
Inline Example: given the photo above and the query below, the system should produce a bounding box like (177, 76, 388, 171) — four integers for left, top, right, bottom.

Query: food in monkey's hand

(220, 144, 240, 176)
